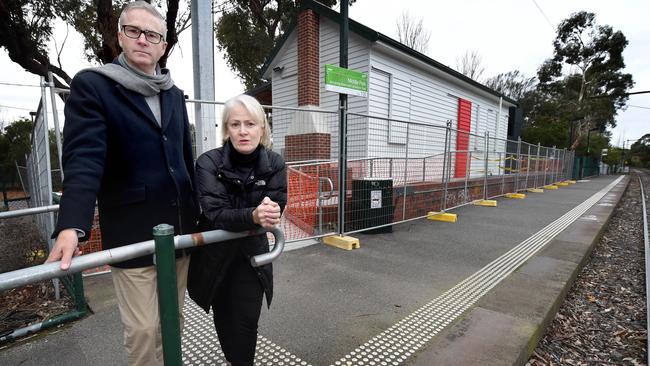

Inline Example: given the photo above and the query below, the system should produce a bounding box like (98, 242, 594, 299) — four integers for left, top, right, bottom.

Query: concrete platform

(409, 175, 627, 365)
(0, 175, 627, 366)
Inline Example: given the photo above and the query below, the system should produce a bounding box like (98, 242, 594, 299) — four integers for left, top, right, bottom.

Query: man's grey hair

(118, 1, 167, 36)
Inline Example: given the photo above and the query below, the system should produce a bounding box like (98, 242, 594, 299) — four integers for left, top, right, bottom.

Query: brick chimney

(284, 8, 331, 162)
(298, 9, 320, 107)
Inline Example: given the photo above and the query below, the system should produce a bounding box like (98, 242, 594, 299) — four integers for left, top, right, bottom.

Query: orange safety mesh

(81, 209, 110, 275)
(283, 166, 320, 240)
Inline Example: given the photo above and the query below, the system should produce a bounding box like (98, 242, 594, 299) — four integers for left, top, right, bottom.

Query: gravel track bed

(528, 174, 648, 365)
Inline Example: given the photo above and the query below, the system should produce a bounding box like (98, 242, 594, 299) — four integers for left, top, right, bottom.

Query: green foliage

(0, 0, 189, 88)
(579, 133, 609, 158)
(484, 71, 536, 101)
(519, 85, 575, 149)
(0, 119, 33, 188)
(520, 117, 567, 148)
(602, 147, 622, 167)
(629, 134, 650, 168)
(533, 11, 633, 149)
(0, 0, 72, 87)
(215, 0, 341, 90)
(1, 119, 32, 166)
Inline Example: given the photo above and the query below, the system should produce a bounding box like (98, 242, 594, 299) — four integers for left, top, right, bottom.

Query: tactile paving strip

(331, 176, 624, 366)
(182, 298, 312, 366)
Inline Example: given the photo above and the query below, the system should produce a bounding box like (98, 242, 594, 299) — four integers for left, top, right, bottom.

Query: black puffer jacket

(187, 142, 287, 313)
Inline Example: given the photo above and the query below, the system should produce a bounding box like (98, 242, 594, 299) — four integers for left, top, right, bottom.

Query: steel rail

(638, 174, 650, 360)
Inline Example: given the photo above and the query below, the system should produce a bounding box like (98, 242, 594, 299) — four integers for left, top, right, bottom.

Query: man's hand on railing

(46, 229, 82, 270)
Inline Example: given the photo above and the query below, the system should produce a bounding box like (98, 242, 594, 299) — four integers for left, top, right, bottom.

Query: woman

(188, 94, 287, 365)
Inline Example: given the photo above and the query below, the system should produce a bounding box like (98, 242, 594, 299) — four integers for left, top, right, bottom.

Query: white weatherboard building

(258, 0, 519, 179)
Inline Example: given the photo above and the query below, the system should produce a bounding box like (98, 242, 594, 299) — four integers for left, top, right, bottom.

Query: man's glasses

(121, 25, 164, 44)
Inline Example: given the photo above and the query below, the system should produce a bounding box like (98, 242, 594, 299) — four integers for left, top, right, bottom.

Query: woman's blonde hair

(221, 94, 272, 149)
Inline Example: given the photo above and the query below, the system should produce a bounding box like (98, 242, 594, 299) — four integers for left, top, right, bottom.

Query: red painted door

(455, 99, 472, 178)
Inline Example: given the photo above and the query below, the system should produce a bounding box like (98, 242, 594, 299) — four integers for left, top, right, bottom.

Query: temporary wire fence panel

(23, 90, 85, 310)
(518, 142, 530, 190)
(185, 100, 225, 157)
(26, 102, 54, 242)
(269, 106, 340, 161)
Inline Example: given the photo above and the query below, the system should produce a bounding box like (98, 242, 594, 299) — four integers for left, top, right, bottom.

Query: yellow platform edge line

(473, 199, 498, 207)
(323, 235, 360, 250)
(505, 193, 526, 199)
(427, 212, 458, 223)
(543, 185, 559, 190)
(528, 188, 544, 193)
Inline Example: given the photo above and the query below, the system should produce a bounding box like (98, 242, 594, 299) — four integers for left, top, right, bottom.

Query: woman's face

(226, 104, 263, 154)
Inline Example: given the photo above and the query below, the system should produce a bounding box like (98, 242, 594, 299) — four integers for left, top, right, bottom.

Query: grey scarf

(80, 53, 174, 96)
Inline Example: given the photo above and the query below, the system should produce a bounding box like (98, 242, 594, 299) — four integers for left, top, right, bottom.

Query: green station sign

(324, 64, 368, 98)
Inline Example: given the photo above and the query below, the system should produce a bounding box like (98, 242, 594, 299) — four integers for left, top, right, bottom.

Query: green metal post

(72, 272, 86, 312)
(337, 0, 349, 235)
(153, 224, 182, 366)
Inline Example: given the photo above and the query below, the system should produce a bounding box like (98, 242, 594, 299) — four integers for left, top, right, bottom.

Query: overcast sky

(0, 0, 648, 147)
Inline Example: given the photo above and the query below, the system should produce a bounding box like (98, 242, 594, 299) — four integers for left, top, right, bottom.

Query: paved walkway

(0, 175, 627, 366)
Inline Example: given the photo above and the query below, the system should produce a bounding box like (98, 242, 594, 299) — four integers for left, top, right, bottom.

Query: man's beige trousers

(112, 255, 190, 366)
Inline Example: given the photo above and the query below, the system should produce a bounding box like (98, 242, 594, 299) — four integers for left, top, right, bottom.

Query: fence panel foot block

(427, 212, 458, 223)
(473, 199, 497, 207)
(565, 180, 577, 184)
(505, 193, 526, 199)
(556, 182, 569, 186)
(529, 188, 544, 193)
(543, 185, 559, 190)
(323, 235, 360, 250)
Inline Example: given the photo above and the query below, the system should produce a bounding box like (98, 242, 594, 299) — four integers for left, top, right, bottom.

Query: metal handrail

(0, 226, 284, 292)
(319, 177, 335, 201)
(0, 204, 59, 220)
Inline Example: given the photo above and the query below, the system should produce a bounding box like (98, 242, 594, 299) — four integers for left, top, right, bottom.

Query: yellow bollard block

(427, 212, 458, 223)
(323, 235, 360, 250)
(473, 199, 497, 207)
(528, 188, 544, 193)
(505, 193, 526, 199)
(543, 185, 559, 190)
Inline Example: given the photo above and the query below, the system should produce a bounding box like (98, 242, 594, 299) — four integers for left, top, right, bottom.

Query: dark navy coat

(187, 143, 287, 312)
(53, 64, 198, 268)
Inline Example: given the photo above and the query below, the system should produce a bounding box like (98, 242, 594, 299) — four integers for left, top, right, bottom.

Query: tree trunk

(97, 0, 119, 64)
(160, 0, 181, 68)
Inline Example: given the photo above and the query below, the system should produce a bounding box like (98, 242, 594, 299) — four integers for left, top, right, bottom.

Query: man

(46, 2, 198, 365)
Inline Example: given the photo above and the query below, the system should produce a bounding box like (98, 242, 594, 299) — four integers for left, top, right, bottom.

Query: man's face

(118, 9, 167, 74)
